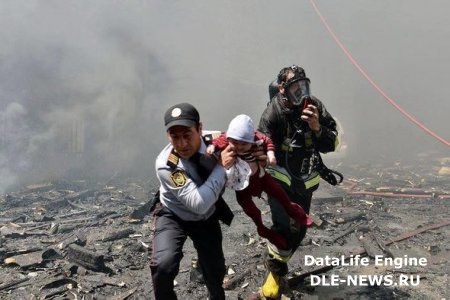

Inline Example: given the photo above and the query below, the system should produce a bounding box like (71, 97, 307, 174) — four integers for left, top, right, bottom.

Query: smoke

(0, 103, 28, 190)
(1, 0, 449, 192)
(0, 0, 171, 191)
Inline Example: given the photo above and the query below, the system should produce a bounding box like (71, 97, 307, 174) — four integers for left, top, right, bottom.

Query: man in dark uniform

(255, 65, 339, 299)
(150, 102, 235, 300)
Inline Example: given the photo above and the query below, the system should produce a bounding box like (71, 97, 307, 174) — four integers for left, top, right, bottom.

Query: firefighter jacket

(258, 94, 338, 191)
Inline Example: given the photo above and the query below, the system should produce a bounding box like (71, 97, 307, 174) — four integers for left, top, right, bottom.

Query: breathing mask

(283, 65, 311, 107)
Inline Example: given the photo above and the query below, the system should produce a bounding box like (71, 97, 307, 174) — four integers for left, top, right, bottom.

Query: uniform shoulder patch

(170, 170, 187, 187)
(167, 152, 179, 168)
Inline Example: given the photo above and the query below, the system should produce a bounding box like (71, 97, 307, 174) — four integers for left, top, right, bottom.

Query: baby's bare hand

(268, 157, 277, 166)
(206, 144, 215, 155)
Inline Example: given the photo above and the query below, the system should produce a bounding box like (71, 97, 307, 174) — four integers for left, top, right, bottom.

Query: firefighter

(150, 102, 235, 300)
(252, 65, 339, 299)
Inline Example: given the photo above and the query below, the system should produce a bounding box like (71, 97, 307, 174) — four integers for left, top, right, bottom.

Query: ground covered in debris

(1, 152, 449, 299)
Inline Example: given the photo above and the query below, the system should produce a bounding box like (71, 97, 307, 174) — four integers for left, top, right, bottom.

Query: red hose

(309, 0, 450, 147)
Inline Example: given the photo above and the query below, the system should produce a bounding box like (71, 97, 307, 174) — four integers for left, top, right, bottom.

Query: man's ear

(278, 84, 285, 94)
(198, 122, 203, 133)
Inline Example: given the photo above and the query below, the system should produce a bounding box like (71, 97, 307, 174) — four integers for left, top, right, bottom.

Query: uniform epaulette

(167, 149, 179, 169)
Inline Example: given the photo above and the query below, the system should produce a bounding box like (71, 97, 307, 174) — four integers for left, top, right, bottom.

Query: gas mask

(283, 65, 311, 107)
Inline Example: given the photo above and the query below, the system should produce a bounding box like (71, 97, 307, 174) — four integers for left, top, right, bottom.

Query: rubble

(0, 153, 449, 299)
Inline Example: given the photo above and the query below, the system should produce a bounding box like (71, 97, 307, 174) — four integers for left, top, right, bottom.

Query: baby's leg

(236, 190, 288, 249)
(260, 173, 312, 226)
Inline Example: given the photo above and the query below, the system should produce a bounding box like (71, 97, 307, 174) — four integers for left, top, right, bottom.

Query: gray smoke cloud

(1, 0, 449, 192)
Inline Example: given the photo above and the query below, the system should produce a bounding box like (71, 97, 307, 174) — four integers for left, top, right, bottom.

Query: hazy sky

(1, 0, 449, 191)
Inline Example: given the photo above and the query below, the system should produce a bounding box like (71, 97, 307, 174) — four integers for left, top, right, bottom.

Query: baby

(207, 114, 312, 249)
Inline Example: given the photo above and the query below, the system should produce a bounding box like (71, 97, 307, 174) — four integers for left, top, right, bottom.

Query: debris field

(1, 153, 449, 299)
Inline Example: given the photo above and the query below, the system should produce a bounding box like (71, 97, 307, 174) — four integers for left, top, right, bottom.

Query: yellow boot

(261, 271, 280, 299)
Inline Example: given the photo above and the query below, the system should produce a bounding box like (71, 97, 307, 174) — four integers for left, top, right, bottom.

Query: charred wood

(288, 219, 450, 287)
(102, 228, 135, 242)
(0, 277, 30, 292)
(66, 244, 106, 272)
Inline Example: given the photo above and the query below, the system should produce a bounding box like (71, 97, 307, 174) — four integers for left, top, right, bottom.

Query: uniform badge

(171, 108, 182, 117)
(170, 170, 187, 187)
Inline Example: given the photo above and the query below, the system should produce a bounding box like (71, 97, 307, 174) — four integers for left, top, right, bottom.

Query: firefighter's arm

(313, 105, 339, 153)
(258, 108, 276, 140)
(314, 125, 338, 153)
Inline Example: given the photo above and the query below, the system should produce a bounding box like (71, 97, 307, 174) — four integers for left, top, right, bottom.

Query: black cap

(164, 103, 200, 130)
